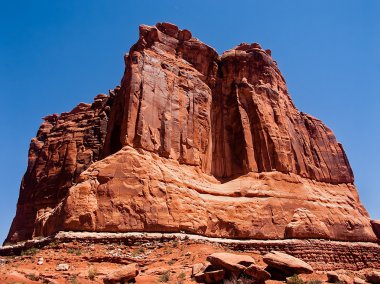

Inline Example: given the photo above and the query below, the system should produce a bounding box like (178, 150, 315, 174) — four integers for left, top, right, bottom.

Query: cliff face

(6, 95, 112, 242)
(5, 23, 376, 244)
(102, 23, 353, 184)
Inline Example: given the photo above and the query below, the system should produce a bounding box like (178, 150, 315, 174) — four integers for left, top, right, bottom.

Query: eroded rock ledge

(1, 231, 379, 271)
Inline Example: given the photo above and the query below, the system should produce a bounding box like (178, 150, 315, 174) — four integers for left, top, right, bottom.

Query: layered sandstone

(5, 23, 377, 244)
(6, 94, 113, 242)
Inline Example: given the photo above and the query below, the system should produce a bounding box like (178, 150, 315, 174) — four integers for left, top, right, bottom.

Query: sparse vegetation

(69, 274, 78, 284)
(308, 280, 322, 284)
(67, 248, 82, 256)
(287, 274, 306, 284)
(158, 270, 171, 282)
(48, 240, 60, 247)
(132, 246, 145, 256)
(224, 274, 254, 284)
(167, 259, 177, 265)
(88, 267, 97, 280)
(20, 247, 39, 256)
(177, 271, 186, 282)
(163, 248, 172, 255)
(25, 273, 38, 281)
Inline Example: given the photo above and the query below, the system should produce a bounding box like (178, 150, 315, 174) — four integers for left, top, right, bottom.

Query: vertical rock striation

(5, 23, 376, 244)
(212, 43, 353, 183)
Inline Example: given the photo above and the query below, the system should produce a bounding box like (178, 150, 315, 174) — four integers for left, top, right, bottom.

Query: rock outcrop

(371, 220, 380, 240)
(103, 263, 139, 284)
(206, 252, 255, 273)
(6, 95, 113, 242)
(5, 22, 377, 244)
(194, 252, 269, 283)
(263, 251, 313, 276)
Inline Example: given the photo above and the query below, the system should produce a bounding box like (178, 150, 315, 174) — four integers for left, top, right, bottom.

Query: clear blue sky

(1, 1, 379, 243)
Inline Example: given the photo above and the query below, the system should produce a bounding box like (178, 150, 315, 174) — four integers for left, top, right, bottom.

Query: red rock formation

(102, 22, 218, 174)
(6, 94, 113, 242)
(213, 43, 353, 183)
(5, 23, 377, 244)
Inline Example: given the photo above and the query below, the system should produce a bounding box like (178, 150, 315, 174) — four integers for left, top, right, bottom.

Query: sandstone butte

(4, 22, 379, 248)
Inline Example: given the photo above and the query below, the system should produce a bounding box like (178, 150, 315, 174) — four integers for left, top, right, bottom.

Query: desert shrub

(287, 274, 306, 284)
(224, 274, 255, 284)
(132, 247, 145, 256)
(88, 267, 97, 280)
(67, 248, 81, 255)
(48, 240, 60, 248)
(308, 280, 322, 284)
(163, 248, 173, 255)
(167, 259, 177, 265)
(178, 272, 186, 279)
(21, 247, 39, 256)
(69, 274, 78, 284)
(26, 273, 38, 281)
(177, 271, 186, 283)
(158, 270, 171, 282)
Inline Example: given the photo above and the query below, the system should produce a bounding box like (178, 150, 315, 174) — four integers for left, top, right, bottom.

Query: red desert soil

(0, 239, 370, 284)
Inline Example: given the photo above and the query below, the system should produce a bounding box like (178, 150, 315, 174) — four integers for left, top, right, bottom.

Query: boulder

(203, 269, 225, 283)
(192, 263, 206, 276)
(263, 251, 313, 276)
(206, 252, 255, 273)
(55, 263, 69, 271)
(37, 257, 44, 265)
(371, 220, 380, 240)
(354, 277, 367, 284)
(244, 264, 271, 282)
(103, 263, 139, 284)
(366, 271, 380, 284)
(327, 271, 352, 284)
(193, 263, 225, 283)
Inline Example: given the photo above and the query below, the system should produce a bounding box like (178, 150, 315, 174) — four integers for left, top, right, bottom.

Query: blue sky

(0, 0, 379, 243)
